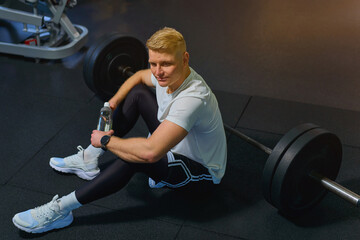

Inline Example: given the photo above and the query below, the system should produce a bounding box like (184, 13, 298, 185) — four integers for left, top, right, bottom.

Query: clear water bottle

(97, 102, 112, 131)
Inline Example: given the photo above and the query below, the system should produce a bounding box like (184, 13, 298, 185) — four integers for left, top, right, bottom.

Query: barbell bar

(83, 34, 360, 216)
(83, 33, 148, 101)
(310, 171, 360, 207)
(224, 124, 360, 211)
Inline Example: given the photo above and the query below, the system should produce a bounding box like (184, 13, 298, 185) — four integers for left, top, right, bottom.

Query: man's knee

(127, 84, 151, 99)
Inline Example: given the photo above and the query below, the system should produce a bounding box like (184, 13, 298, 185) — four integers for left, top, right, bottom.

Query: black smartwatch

(100, 135, 111, 150)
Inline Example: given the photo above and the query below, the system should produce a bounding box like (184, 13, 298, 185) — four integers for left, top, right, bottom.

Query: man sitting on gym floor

(12, 27, 227, 234)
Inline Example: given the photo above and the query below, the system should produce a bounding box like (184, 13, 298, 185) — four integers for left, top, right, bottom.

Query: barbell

(83, 33, 360, 216)
(83, 32, 148, 101)
(224, 123, 360, 216)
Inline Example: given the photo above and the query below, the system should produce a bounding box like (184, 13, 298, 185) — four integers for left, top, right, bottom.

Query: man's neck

(167, 66, 191, 94)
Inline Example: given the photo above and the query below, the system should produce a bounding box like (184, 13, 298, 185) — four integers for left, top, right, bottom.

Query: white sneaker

(12, 195, 73, 233)
(49, 146, 100, 180)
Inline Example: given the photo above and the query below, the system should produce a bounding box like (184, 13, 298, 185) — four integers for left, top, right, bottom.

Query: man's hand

(91, 130, 114, 148)
(108, 98, 119, 111)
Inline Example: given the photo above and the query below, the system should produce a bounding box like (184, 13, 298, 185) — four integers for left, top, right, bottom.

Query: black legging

(75, 84, 169, 205)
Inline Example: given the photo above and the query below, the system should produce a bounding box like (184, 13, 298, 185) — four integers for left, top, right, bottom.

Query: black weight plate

(83, 33, 148, 101)
(84, 33, 148, 100)
(271, 128, 342, 216)
(83, 32, 126, 95)
(83, 32, 120, 93)
(262, 123, 319, 204)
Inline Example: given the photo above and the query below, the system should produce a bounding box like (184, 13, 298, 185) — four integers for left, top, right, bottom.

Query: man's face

(148, 49, 189, 92)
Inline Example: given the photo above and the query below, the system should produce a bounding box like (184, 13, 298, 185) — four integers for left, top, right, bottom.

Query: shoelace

(64, 146, 84, 163)
(33, 195, 59, 219)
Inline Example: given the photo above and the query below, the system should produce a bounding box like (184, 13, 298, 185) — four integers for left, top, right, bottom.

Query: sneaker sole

(12, 212, 73, 233)
(49, 161, 99, 181)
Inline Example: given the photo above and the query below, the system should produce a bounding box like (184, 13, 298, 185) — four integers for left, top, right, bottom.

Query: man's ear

(183, 52, 190, 64)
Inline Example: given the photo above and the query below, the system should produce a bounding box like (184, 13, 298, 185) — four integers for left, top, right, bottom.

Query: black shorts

(149, 152, 214, 189)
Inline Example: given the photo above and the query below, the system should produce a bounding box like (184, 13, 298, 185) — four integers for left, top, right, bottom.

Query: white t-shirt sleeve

(166, 97, 203, 132)
(151, 74, 157, 86)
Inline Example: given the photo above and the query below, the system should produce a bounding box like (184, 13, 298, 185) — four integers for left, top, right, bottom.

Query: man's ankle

(84, 144, 104, 163)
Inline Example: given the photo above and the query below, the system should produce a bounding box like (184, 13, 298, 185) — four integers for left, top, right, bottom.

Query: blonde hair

(146, 27, 187, 54)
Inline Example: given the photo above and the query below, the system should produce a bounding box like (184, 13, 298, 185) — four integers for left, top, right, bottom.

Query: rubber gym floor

(2, 0, 360, 239)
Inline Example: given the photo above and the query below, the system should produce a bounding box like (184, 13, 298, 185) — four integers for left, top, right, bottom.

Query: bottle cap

(104, 102, 110, 107)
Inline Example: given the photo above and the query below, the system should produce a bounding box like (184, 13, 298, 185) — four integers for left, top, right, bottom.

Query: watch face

(101, 135, 111, 148)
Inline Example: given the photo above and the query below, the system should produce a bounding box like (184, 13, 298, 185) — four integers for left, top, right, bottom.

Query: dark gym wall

(222, 0, 360, 112)
(67, 0, 360, 112)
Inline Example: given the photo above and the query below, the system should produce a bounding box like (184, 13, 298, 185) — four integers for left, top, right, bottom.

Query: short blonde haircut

(146, 27, 187, 54)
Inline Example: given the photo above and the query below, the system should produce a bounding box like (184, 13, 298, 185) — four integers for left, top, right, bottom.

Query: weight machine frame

(0, 0, 88, 59)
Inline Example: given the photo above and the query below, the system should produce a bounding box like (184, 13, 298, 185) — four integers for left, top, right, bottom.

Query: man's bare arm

(108, 69, 153, 110)
(91, 120, 188, 163)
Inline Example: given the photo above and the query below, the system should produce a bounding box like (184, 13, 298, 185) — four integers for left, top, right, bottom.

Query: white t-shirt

(151, 68, 227, 183)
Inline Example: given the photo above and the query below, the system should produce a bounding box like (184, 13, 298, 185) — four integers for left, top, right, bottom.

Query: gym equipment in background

(0, 0, 87, 59)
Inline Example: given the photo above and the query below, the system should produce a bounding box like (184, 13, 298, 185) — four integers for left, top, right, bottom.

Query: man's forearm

(110, 71, 143, 105)
(110, 69, 151, 105)
(105, 136, 161, 164)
